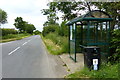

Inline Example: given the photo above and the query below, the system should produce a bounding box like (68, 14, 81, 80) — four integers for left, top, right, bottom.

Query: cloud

(0, 0, 49, 31)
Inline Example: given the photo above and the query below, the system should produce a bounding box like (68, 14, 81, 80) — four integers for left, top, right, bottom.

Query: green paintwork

(87, 42, 109, 46)
(66, 18, 113, 25)
(67, 10, 113, 62)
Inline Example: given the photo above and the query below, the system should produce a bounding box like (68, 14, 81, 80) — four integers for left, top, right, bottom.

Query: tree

(25, 23, 36, 34)
(42, 24, 59, 36)
(14, 17, 36, 34)
(34, 30, 41, 35)
(92, 2, 120, 30)
(43, 2, 120, 30)
(0, 9, 7, 25)
(14, 17, 26, 32)
(109, 29, 120, 63)
(41, 8, 59, 27)
(42, 2, 91, 21)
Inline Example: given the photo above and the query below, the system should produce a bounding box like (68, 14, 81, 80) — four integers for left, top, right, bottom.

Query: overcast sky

(0, 0, 51, 31)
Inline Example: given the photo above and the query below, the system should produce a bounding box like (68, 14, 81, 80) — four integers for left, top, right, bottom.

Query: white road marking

(22, 39, 32, 46)
(8, 47, 20, 55)
(7, 37, 33, 55)
(28, 40, 31, 42)
(22, 42, 28, 46)
(28, 39, 32, 42)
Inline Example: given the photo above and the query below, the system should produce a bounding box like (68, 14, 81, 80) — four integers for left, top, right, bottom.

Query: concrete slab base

(59, 53, 84, 74)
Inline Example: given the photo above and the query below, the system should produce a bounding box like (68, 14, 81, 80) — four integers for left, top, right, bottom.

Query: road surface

(1, 35, 68, 78)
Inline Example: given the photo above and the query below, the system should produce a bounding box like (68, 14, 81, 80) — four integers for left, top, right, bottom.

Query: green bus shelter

(66, 10, 113, 62)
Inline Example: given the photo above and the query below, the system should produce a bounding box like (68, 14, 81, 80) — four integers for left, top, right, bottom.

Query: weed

(67, 62, 119, 78)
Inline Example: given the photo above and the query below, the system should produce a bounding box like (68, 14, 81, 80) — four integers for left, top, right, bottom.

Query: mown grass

(0, 34, 31, 43)
(41, 33, 68, 55)
(66, 62, 119, 79)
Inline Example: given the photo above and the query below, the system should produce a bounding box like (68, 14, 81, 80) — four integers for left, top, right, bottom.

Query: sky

(0, 0, 52, 31)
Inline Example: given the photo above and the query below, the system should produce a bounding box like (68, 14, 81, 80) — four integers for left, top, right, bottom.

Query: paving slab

(59, 53, 84, 74)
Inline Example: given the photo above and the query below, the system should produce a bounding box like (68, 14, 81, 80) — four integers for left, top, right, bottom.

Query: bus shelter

(66, 10, 113, 62)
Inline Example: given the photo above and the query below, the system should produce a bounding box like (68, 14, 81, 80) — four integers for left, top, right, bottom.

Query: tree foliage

(42, 24, 59, 36)
(109, 29, 120, 63)
(58, 21, 68, 36)
(14, 17, 25, 32)
(92, 2, 120, 30)
(25, 23, 36, 34)
(42, 2, 87, 21)
(34, 30, 41, 35)
(14, 17, 36, 34)
(42, 2, 120, 29)
(41, 4, 59, 26)
(0, 9, 7, 25)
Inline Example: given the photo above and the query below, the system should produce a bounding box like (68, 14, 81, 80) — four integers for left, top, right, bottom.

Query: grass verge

(41, 35, 62, 55)
(41, 33, 69, 55)
(0, 34, 31, 43)
(66, 62, 119, 79)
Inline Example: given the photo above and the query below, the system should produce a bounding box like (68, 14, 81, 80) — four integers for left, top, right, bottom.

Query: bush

(42, 24, 59, 36)
(58, 21, 68, 37)
(2, 34, 17, 39)
(109, 29, 120, 63)
(1, 28, 17, 36)
(1, 33, 30, 40)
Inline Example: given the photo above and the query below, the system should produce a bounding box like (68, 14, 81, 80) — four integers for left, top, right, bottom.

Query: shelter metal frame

(66, 10, 113, 62)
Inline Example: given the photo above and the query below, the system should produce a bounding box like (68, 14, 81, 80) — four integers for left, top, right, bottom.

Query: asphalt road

(1, 35, 68, 78)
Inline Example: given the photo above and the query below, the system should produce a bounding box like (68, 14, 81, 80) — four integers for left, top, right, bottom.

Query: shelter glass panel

(82, 25, 88, 45)
(69, 24, 76, 61)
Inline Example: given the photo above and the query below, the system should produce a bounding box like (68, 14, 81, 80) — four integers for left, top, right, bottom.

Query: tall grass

(43, 38, 62, 55)
(43, 32, 69, 55)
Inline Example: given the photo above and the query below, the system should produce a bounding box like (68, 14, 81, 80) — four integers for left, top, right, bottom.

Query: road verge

(0, 35, 31, 43)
